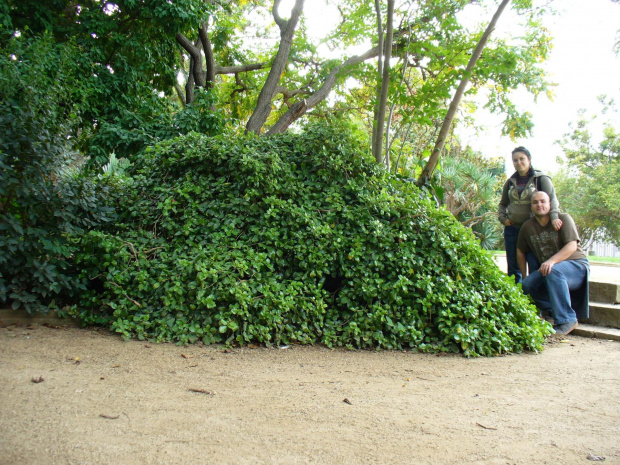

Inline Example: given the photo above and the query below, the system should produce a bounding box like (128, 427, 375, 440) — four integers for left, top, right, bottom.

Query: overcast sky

(458, 0, 620, 174)
(296, 0, 620, 174)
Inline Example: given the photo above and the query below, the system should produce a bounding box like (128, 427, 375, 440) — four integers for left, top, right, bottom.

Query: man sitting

(517, 191, 590, 335)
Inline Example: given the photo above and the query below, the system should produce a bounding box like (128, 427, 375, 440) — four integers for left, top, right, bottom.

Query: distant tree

(554, 97, 620, 248)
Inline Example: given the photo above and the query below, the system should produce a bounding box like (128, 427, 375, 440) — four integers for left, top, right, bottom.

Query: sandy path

(1, 324, 619, 465)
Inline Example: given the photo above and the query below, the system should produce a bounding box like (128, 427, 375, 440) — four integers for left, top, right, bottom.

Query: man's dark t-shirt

(517, 213, 587, 264)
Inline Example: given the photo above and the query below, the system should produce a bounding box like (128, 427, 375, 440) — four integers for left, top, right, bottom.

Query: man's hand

(505, 219, 513, 226)
(552, 218, 563, 231)
(538, 259, 556, 276)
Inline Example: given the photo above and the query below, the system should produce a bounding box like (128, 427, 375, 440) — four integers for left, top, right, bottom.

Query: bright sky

(291, 0, 620, 175)
(458, 0, 620, 175)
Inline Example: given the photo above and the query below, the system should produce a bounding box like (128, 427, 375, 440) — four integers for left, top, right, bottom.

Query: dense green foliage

(1, 0, 553, 171)
(1, 0, 215, 166)
(71, 124, 550, 355)
(438, 147, 505, 250)
(0, 34, 118, 312)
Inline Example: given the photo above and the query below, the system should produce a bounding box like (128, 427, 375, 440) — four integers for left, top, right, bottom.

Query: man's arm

(517, 248, 528, 278)
(538, 240, 578, 276)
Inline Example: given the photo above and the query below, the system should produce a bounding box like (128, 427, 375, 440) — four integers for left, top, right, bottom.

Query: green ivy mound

(72, 123, 551, 355)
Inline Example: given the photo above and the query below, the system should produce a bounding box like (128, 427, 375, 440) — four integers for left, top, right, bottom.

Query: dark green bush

(0, 34, 118, 313)
(71, 123, 551, 355)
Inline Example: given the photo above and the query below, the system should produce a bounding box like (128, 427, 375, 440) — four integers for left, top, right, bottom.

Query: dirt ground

(1, 324, 619, 465)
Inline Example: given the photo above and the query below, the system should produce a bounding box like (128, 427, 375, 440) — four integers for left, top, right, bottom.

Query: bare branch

(215, 63, 267, 74)
(176, 33, 204, 89)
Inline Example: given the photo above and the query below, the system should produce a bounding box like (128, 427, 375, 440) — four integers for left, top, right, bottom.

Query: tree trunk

(372, 0, 394, 164)
(198, 20, 215, 90)
(371, 0, 384, 160)
(417, 0, 511, 187)
(246, 0, 305, 134)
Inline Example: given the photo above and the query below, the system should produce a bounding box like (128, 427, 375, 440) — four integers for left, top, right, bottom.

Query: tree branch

(199, 20, 215, 90)
(268, 46, 381, 134)
(246, 0, 305, 134)
(176, 33, 204, 89)
(417, 0, 511, 187)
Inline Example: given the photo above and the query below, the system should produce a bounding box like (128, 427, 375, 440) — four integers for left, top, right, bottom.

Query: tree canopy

(1, 0, 554, 174)
(554, 97, 620, 248)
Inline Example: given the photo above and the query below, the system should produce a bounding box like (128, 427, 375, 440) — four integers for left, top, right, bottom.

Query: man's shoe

(553, 321, 578, 335)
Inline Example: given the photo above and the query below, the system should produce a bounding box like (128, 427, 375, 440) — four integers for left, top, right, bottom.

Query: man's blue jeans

(521, 260, 589, 325)
(504, 225, 539, 284)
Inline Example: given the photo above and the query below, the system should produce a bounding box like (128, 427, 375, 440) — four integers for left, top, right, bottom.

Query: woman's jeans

(504, 225, 539, 284)
(521, 260, 589, 324)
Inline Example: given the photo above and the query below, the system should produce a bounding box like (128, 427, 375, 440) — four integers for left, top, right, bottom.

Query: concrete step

(584, 301, 620, 329)
(572, 323, 620, 342)
(589, 281, 620, 304)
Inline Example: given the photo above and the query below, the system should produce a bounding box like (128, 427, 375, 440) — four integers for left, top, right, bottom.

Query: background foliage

(71, 123, 550, 356)
(554, 97, 620, 248)
(0, 33, 118, 312)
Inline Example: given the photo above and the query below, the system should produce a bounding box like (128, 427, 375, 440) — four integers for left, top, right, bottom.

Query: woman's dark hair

(511, 146, 531, 159)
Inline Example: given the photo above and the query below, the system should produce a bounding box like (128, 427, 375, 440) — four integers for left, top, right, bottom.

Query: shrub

(0, 33, 118, 313)
(71, 122, 551, 355)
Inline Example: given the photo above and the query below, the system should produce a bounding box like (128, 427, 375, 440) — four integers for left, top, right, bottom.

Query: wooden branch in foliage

(417, 0, 511, 187)
(372, 0, 395, 164)
(267, 46, 381, 134)
(198, 20, 215, 90)
(371, 0, 384, 162)
(246, 0, 305, 134)
(176, 28, 266, 103)
(176, 33, 205, 88)
(217, 63, 266, 74)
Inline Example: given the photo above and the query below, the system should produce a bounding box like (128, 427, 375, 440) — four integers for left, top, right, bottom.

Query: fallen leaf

(587, 454, 606, 461)
(343, 398, 352, 405)
(144, 344, 152, 349)
(111, 364, 121, 368)
(99, 414, 120, 420)
(31, 376, 44, 383)
(181, 353, 194, 359)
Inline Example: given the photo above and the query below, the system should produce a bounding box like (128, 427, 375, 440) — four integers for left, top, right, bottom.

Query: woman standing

(498, 146, 562, 284)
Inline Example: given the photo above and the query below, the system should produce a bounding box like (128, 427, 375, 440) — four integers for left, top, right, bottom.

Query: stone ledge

(586, 302, 620, 329)
(590, 281, 620, 304)
(572, 323, 620, 342)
